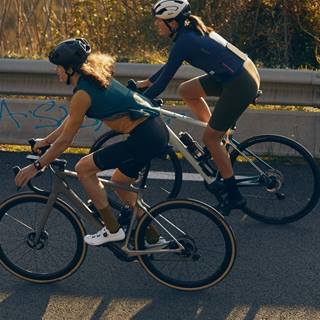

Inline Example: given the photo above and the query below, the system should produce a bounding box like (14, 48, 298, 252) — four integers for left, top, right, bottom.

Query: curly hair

(79, 53, 115, 89)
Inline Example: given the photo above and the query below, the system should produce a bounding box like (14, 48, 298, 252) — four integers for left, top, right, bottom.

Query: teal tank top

(74, 76, 159, 120)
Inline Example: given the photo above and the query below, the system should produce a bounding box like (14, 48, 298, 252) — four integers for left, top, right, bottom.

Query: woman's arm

(33, 116, 70, 153)
(45, 116, 70, 144)
(38, 90, 91, 167)
(136, 66, 165, 89)
(143, 45, 184, 100)
(15, 90, 91, 187)
(148, 66, 165, 83)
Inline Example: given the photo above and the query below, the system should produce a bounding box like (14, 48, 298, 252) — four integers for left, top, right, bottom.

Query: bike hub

(26, 231, 48, 250)
(176, 236, 199, 259)
(263, 170, 284, 192)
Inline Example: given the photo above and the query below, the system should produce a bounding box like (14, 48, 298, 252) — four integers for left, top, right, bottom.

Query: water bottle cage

(198, 158, 216, 177)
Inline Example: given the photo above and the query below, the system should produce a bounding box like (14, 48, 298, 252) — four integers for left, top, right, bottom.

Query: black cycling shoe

(206, 179, 227, 195)
(215, 196, 247, 216)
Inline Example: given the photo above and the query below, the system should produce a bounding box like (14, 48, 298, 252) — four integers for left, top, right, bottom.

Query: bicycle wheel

(90, 130, 183, 206)
(0, 192, 87, 283)
(230, 134, 320, 224)
(135, 199, 236, 291)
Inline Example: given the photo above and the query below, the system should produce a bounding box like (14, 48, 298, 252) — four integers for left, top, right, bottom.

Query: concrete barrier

(1, 99, 319, 157)
(0, 59, 319, 157)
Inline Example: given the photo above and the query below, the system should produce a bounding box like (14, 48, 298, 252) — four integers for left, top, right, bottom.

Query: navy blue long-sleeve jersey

(144, 27, 247, 100)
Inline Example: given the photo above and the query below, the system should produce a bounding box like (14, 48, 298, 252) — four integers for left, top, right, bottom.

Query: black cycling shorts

(92, 117, 169, 179)
(199, 59, 260, 132)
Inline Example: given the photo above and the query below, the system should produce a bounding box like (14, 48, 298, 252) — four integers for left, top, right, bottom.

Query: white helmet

(152, 0, 191, 21)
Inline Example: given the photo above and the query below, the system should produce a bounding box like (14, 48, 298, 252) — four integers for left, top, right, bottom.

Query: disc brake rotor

(264, 169, 284, 192)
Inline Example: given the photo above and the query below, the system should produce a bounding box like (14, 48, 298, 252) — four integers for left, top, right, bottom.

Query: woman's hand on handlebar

(15, 164, 37, 188)
(32, 138, 50, 155)
(136, 79, 151, 89)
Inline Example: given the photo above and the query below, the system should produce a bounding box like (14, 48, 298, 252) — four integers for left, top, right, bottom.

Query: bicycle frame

(160, 109, 216, 184)
(29, 160, 185, 256)
(158, 107, 267, 187)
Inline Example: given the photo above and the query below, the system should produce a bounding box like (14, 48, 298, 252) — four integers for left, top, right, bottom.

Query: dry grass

(0, 144, 89, 154)
(249, 105, 320, 112)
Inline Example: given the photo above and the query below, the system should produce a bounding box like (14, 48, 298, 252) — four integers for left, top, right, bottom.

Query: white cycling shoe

(84, 226, 125, 246)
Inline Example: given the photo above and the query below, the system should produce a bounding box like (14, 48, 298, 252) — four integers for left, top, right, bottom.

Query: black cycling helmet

(49, 38, 91, 70)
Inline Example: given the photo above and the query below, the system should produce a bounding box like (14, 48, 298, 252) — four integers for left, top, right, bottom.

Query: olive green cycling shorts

(199, 59, 260, 132)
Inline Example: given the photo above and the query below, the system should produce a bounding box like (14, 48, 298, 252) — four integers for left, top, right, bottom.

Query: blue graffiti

(32, 100, 68, 129)
(0, 99, 102, 132)
(0, 99, 28, 128)
(80, 118, 103, 131)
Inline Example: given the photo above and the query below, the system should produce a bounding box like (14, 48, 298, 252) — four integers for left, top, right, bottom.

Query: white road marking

(97, 170, 204, 181)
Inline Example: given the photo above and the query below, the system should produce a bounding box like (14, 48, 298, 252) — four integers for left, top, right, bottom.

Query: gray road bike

(0, 152, 236, 292)
(89, 83, 320, 225)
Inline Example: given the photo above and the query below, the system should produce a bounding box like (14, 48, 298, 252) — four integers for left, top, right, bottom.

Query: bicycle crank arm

(102, 243, 136, 262)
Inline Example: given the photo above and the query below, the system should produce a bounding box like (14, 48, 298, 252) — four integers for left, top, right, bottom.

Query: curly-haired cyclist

(15, 38, 169, 246)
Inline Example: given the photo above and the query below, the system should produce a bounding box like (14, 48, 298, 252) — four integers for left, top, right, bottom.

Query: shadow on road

(1, 151, 320, 319)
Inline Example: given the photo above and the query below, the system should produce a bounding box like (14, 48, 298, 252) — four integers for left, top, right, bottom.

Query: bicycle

(0, 150, 236, 292)
(88, 81, 320, 225)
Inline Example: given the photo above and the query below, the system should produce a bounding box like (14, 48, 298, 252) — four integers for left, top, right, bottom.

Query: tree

(0, 0, 319, 68)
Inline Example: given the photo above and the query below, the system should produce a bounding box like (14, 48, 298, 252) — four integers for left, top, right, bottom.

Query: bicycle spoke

(0, 194, 85, 282)
(137, 200, 235, 291)
(3, 214, 34, 231)
(232, 135, 319, 223)
(12, 246, 34, 264)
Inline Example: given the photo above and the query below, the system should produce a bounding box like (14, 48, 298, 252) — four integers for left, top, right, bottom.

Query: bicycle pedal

(103, 242, 136, 262)
(206, 180, 227, 194)
(216, 197, 246, 216)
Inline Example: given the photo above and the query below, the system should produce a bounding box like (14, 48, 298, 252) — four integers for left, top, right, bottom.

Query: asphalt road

(1, 151, 320, 320)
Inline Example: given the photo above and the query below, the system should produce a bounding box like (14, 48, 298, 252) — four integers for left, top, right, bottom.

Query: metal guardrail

(0, 59, 319, 156)
(0, 59, 320, 106)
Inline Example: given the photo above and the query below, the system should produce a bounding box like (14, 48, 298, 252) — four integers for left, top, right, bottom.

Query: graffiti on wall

(0, 99, 103, 131)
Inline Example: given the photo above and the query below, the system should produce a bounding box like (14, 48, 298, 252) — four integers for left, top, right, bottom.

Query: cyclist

(15, 38, 169, 246)
(137, 0, 261, 214)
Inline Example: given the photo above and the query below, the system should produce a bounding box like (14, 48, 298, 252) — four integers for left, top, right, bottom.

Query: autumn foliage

(0, 0, 319, 68)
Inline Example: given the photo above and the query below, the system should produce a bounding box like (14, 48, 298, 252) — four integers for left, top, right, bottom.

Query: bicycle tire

(230, 134, 320, 224)
(90, 130, 183, 206)
(0, 192, 87, 283)
(135, 199, 236, 291)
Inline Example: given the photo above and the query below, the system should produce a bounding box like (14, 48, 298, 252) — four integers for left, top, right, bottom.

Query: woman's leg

(202, 125, 245, 214)
(202, 127, 233, 179)
(75, 154, 108, 208)
(111, 168, 143, 218)
(111, 169, 159, 243)
(204, 67, 259, 213)
(178, 78, 212, 123)
(75, 154, 122, 234)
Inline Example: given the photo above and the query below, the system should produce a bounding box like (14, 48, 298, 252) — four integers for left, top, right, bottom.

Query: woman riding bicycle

(137, 0, 261, 214)
(15, 38, 169, 246)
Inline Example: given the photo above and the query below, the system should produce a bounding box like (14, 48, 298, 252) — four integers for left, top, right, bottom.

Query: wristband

(33, 160, 43, 171)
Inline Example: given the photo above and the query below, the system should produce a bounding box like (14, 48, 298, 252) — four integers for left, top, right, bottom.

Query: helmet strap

(65, 68, 75, 85)
(164, 20, 176, 37)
